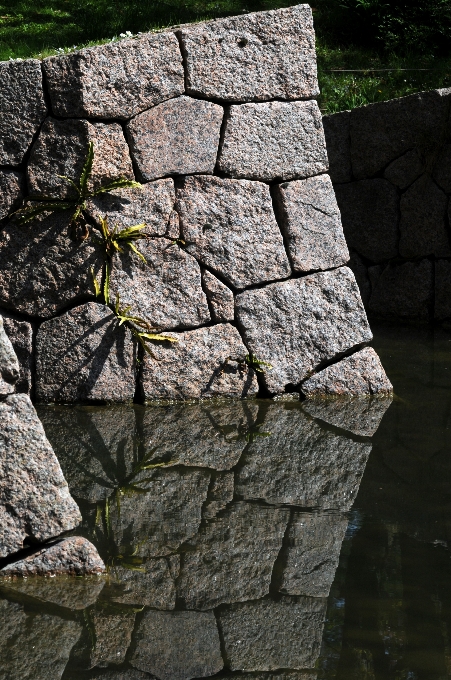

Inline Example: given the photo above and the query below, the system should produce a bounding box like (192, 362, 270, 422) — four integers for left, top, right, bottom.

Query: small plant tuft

(244, 353, 273, 373)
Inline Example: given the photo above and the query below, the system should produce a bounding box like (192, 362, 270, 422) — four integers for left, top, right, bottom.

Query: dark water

(1, 323, 451, 680)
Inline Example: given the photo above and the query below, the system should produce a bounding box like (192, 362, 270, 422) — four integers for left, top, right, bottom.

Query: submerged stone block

(112, 558, 176, 609)
(301, 347, 393, 397)
(1, 314, 33, 395)
(176, 175, 291, 289)
(435, 259, 451, 321)
(35, 303, 136, 403)
(43, 33, 184, 119)
(235, 267, 372, 395)
(177, 502, 289, 609)
(303, 394, 393, 438)
(27, 117, 134, 200)
(203, 471, 235, 519)
(399, 175, 450, 258)
(0, 574, 104, 610)
(0, 211, 102, 319)
(219, 597, 327, 671)
(201, 270, 235, 322)
(0, 170, 24, 222)
(334, 179, 399, 263)
(218, 100, 328, 181)
(86, 179, 175, 237)
(141, 324, 258, 401)
(368, 259, 433, 323)
(110, 237, 210, 332)
(0, 315, 20, 397)
(0, 59, 47, 165)
(126, 96, 223, 181)
(273, 174, 349, 273)
(0, 394, 81, 558)
(178, 4, 319, 102)
(131, 610, 223, 680)
(0, 537, 105, 577)
(90, 607, 136, 668)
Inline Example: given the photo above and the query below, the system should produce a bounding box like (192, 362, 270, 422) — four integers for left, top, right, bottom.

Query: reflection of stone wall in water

(4, 396, 390, 677)
(324, 90, 451, 324)
(0, 4, 392, 402)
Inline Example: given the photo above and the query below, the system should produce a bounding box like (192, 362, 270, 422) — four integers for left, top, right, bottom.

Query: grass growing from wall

(2, 0, 451, 113)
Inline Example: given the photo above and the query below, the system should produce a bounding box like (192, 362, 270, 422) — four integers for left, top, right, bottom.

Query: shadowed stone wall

(0, 4, 391, 403)
(324, 88, 451, 325)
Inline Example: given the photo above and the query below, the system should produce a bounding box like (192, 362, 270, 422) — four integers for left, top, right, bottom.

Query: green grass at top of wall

(1, 0, 451, 113)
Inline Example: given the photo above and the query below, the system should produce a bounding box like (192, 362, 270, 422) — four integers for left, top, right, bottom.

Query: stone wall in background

(0, 4, 392, 404)
(323, 88, 451, 324)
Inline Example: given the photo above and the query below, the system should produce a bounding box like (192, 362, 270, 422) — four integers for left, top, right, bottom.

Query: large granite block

(201, 270, 235, 322)
(235, 267, 372, 395)
(349, 89, 450, 179)
(334, 179, 399, 263)
(1, 314, 33, 394)
(110, 237, 210, 331)
(435, 259, 451, 321)
(0, 210, 102, 319)
(322, 110, 352, 183)
(368, 259, 433, 323)
(218, 100, 328, 181)
(0, 394, 81, 558)
(0, 60, 47, 165)
(433, 143, 451, 193)
(176, 175, 291, 289)
(273, 174, 349, 273)
(177, 502, 289, 609)
(399, 175, 450, 258)
(86, 179, 175, 237)
(131, 610, 223, 680)
(35, 303, 136, 403)
(0, 170, 24, 222)
(0, 315, 20, 397)
(301, 347, 393, 397)
(234, 405, 372, 510)
(178, 5, 318, 102)
(141, 323, 258, 401)
(126, 96, 223, 181)
(27, 117, 134, 200)
(219, 597, 327, 671)
(384, 148, 423, 190)
(43, 33, 184, 119)
(280, 511, 349, 597)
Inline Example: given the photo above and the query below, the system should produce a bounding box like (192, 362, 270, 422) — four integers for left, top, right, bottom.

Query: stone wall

(0, 4, 391, 403)
(323, 88, 451, 324)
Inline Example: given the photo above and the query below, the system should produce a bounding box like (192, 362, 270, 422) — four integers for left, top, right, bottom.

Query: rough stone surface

(0, 537, 105, 576)
(322, 110, 352, 184)
(35, 303, 136, 403)
(203, 471, 234, 519)
(433, 143, 451, 193)
(399, 175, 450, 258)
(27, 117, 135, 200)
(235, 404, 372, 510)
(0, 315, 20, 396)
(0, 60, 47, 165)
(141, 324, 258, 401)
(219, 597, 327, 671)
(348, 250, 371, 307)
(131, 610, 223, 680)
(43, 33, 184, 119)
(236, 267, 372, 395)
(435, 259, 451, 321)
(334, 179, 399, 263)
(218, 100, 328, 181)
(91, 608, 136, 668)
(0, 170, 24, 221)
(126, 96, 224, 181)
(1, 314, 33, 394)
(0, 599, 81, 680)
(176, 175, 291, 289)
(273, 174, 349, 273)
(89, 672, 154, 680)
(349, 89, 450, 179)
(384, 148, 423, 190)
(0, 576, 104, 610)
(301, 347, 393, 397)
(111, 558, 176, 609)
(110, 468, 210, 557)
(86, 179, 175, 237)
(178, 5, 318, 102)
(177, 502, 289, 609)
(368, 259, 433, 323)
(201, 270, 235, 321)
(141, 401, 258, 470)
(0, 394, 81, 558)
(0, 210, 102, 319)
(303, 394, 393, 438)
(280, 512, 348, 597)
(110, 237, 210, 332)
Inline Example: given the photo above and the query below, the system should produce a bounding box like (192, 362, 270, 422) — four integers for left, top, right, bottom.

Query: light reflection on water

(1, 323, 451, 679)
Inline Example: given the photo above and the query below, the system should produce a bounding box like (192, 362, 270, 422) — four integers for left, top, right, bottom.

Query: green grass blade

(91, 178, 141, 196)
(139, 332, 178, 343)
(127, 241, 147, 262)
(57, 174, 81, 197)
(104, 261, 111, 306)
(79, 141, 95, 198)
(90, 266, 101, 297)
